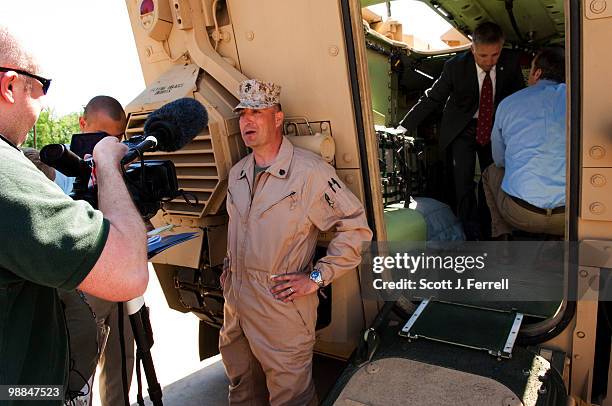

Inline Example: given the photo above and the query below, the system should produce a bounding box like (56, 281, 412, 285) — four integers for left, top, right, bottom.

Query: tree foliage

(23, 109, 81, 149)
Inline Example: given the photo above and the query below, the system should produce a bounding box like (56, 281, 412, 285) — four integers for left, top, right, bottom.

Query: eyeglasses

(0, 67, 52, 95)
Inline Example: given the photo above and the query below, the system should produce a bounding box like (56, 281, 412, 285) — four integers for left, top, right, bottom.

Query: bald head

(80, 96, 127, 139)
(0, 26, 46, 146)
(0, 26, 38, 72)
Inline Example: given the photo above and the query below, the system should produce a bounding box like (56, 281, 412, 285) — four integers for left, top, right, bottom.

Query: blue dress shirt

(54, 170, 75, 195)
(53, 144, 75, 195)
(491, 79, 566, 209)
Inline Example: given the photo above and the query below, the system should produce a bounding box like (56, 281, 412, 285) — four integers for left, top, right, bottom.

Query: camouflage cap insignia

(234, 79, 281, 111)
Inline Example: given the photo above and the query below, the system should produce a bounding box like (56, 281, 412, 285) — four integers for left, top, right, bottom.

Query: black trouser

(450, 120, 493, 240)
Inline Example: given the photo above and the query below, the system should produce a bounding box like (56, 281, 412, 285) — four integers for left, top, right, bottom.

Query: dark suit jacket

(400, 49, 525, 150)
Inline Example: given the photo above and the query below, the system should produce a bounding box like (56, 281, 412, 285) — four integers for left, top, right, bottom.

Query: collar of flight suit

(238, 135, 294, 183)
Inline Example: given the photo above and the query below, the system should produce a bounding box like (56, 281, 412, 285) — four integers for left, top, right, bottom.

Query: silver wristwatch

(309, 269, 324, 288)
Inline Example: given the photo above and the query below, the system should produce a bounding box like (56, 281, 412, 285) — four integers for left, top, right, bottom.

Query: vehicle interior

(326, 0, 586, 404)
(358, 0, 568, 300)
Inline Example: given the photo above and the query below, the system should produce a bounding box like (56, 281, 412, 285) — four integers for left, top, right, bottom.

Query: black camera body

(124, 159, 180, 219)
(40, 134, 182, 219)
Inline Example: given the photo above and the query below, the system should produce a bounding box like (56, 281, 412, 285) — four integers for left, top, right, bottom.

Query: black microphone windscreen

(143, 98, 208, 152)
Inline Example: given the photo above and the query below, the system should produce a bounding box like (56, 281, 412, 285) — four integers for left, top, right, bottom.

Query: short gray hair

(472, 22, 505, 46)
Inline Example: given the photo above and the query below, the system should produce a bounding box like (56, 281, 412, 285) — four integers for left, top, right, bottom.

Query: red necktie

(476, 71, 493, 145)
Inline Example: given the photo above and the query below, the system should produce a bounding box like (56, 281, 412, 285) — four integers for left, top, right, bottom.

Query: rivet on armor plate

(589, 202, 605, 215)
(589, 145, 606, 160)
(590, 0, 607, 14)
(591, 174, 607, 187)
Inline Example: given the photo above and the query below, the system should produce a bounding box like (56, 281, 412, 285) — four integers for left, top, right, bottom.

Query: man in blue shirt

(482, 47, 566, 238)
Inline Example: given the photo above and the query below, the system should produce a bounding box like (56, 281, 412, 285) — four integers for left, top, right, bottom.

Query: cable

(516, 301, 576, 345)
(505, 0, 525, 43)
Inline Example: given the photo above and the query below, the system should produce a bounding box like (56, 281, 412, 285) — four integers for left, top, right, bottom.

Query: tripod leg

(127, 297, 163, 406)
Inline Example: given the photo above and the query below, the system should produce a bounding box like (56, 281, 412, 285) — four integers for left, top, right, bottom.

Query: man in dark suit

(399, 22, 525, 240)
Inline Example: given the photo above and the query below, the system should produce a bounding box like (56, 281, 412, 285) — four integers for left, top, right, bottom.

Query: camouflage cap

(234, 79, 281, 111)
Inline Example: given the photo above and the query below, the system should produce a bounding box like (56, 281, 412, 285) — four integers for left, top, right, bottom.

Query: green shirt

(0, 137, 109, 402)
(253, 164, 269, 178)
(252, 164, 269, 195)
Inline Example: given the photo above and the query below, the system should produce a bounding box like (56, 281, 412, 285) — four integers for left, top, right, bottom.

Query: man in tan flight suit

(55, 96, 136, 406)
(219, 79, 372, 405)
(78, 96, 136, 406)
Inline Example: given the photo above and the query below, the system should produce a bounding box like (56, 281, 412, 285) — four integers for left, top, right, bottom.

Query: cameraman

(54, 96, 126, 194)
(0, 25, 148, 404)
(72, 95, 137, 406)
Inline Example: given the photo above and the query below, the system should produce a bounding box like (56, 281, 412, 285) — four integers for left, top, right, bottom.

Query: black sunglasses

(0, 67, 52, 95)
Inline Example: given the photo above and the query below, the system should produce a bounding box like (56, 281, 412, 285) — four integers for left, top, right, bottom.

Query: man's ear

(275, 110, 284, 129)
(78, 116, 87, 131)
(0, 72, 18, 104)
(533, 68, 543, 82)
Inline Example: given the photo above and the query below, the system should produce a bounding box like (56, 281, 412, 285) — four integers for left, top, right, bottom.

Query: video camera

(40, 98, 208, 218)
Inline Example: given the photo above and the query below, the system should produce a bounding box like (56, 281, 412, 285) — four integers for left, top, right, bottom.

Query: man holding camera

(54, 95, 127, 194)
(79, 95, 127, 139)
(0, 25, 148, 404)
(70, 95, 137, 406)
(219, 80, 372, 405)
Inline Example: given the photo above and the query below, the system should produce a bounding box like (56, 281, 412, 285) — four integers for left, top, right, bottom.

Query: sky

(0, 1, 453, 118)
(0, 0, 145, 117)
(368, 1, 455, 50)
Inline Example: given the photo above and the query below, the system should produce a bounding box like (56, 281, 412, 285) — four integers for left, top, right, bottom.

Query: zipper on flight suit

(235, 169, 254, 307)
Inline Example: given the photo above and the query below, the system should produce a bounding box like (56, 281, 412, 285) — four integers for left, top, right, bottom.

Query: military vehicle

(123, 0, 612, 404)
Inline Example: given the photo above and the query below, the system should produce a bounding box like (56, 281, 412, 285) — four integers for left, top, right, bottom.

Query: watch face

(310, 270, 323, 287)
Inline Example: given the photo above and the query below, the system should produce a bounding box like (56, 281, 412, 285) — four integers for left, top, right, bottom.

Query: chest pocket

(246, 191, 300, 271)
(226, 189, 237, 220)
(227, 185, 250, 219)
(259, 191, 298, 218)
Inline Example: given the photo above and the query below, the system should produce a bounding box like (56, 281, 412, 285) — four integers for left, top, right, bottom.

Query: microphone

(121, 98, 208, 165)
